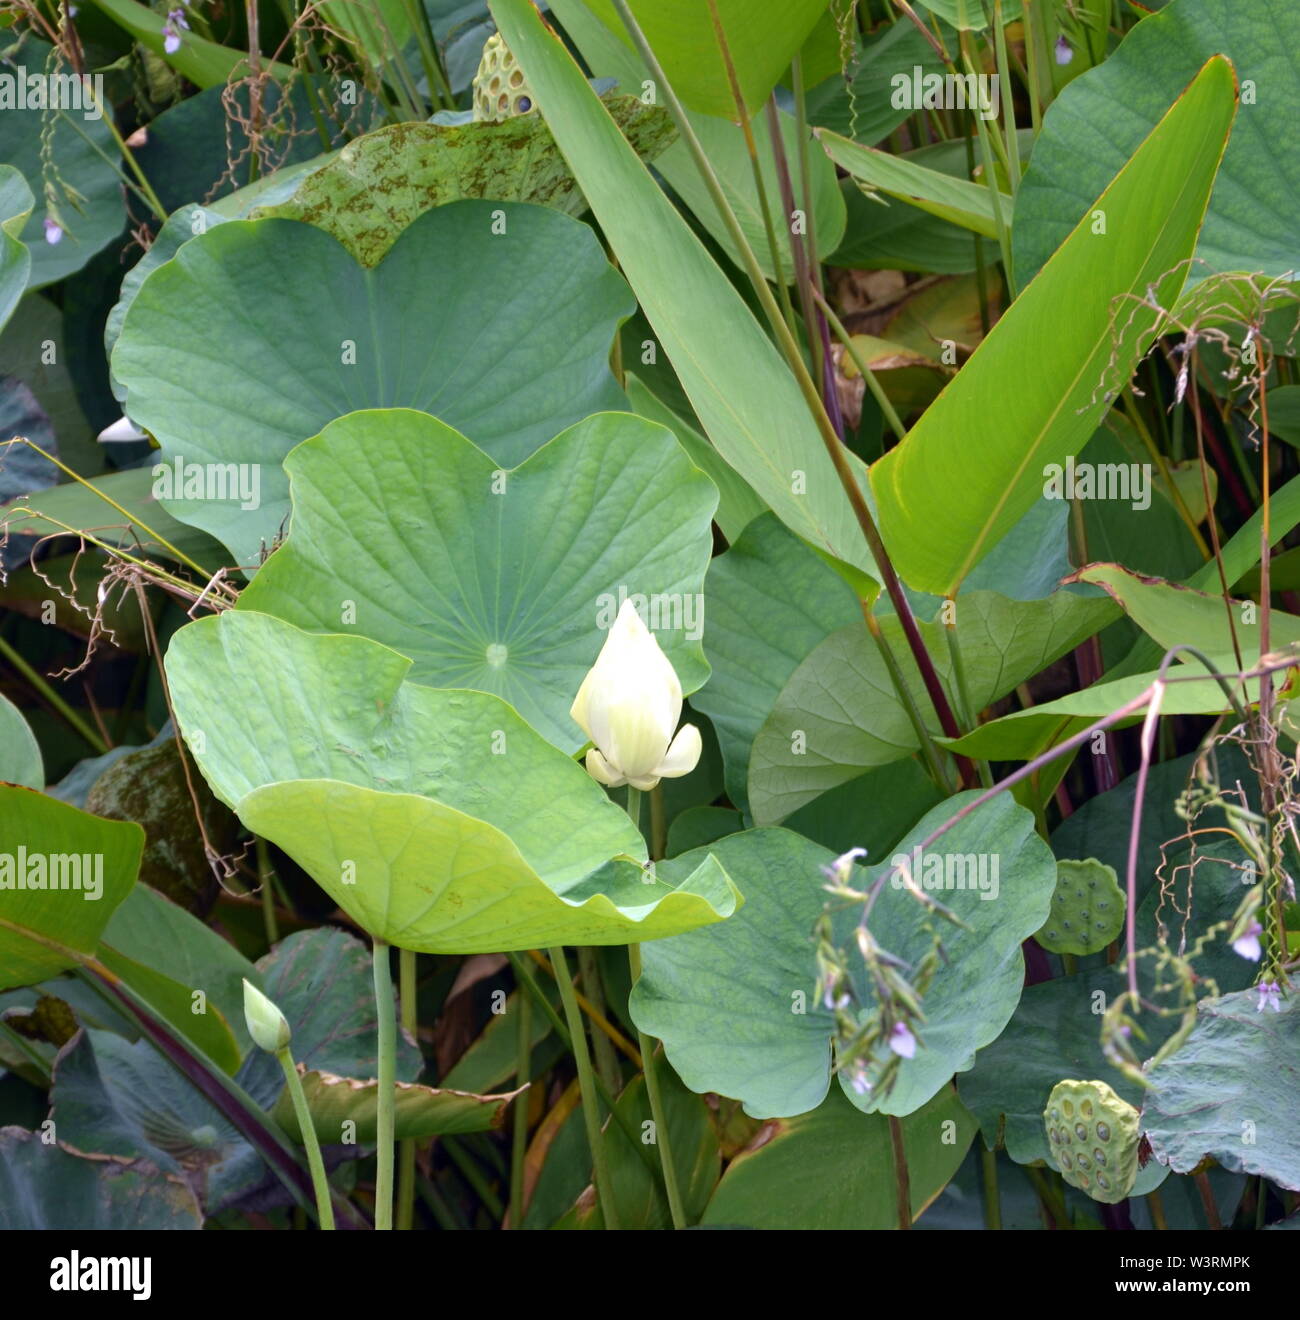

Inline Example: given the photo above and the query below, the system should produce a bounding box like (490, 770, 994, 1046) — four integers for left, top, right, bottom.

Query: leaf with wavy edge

(165, 611, 739, 952)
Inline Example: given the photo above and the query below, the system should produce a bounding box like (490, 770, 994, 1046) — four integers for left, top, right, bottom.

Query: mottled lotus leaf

(0, 1125, 201, 1229)
(1035, 858, 1125, 956)
(253, 98, 675, 268)
(1044, 1079, 1140, 1204)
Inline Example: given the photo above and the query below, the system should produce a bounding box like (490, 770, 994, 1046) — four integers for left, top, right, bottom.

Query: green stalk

(992, 1, 1021, 192)
(624, 785, 686, 1228)
(276, 1047, 335, 1229)
(0, 632, 107, 754)
(509, 987, 532, 1228)
(628, 944, 686, 1228)
(549, 942, 620, 1228)
(372, 936, 396, 1230)
(397, 946, 418, 1230)
(256, 837, 279, 947)
(505, 953, 659, 1178)
(577, 946, 621, 1094)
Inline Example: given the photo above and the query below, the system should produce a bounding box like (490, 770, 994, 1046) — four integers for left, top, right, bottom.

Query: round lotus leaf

(1043, 1078, 1140, 1204)
(1035, 857, 1124, 956)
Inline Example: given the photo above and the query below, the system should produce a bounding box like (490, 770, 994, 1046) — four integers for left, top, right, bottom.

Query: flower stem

(276, 1047, 335, 1230)
(548, 944, 620, 1228)
(628, 943, 687, 1228)
(509, 985, 532, 1228)
(397, 947, 418, 1230)
(372, 936, 396, 1230)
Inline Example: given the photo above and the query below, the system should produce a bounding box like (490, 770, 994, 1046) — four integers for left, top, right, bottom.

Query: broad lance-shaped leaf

(576, 0, 830, 120)
(492, 0, 880, 594)
(165, 612, 739, 952)
(84, 0, 295, 87)
(113, 201, 632, 566)
(815, 129, 1010, 239)
(630, 796, 1055, 1120)
(546, 1, 844, 285)
(869, 57, 1236, 595)
(940, 658, 1244, 763)
(237, 408, 715, 755)
(1013, 0, 1300, 292)
(0, 786, 142, 991)
(1069, 562, 1300, 661)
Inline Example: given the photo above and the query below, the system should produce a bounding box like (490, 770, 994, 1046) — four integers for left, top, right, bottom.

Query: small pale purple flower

(1256, 981, 1283, 1013)
(43, 217, 63, 245)
(163, 8, 189, 55)
(1055, 36, 1073, 65)
(845, 1063, 872, 1096)
(889, 1022, 917, 1060)
(1233, 921, 1263, 962)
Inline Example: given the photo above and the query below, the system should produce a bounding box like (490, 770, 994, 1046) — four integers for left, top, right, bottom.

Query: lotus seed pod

(1043, 1079, 1140, 1203)
(472, 33, 536, 123)
(1035, 857, 1124, 955)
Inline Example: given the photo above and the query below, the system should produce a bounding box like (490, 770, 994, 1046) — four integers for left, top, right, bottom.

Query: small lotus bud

(242, 978, 291, 1052)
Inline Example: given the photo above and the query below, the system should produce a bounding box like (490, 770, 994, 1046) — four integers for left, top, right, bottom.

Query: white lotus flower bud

(571, 599, 702, 791)
(242, 977, 291, 1053)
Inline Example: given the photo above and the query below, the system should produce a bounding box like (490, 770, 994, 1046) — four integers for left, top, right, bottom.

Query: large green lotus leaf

(0, 1125, 201, 1229)
(691, 515, 860, 814)
(748, 589, 1115, 823)
(165, 612, 738, 952)
(50, 1027, 249, 1192)
(1143, 988, 1300, 1190)
(237, 408, 715, 753)
(958, 839, 1258, 1170)
(1013, 0, 1300, 292)
(833, 793, 1057, 1116)
(631, 828, 838, 1119)
(112, 201, 633, 565)
(0, 786, 142, 991)
(869, 57, 1234, 595)
(0, 692, 42, 788)
(0, 165, 33, 334)
(0, 41, 127, 289)
(253, 102, 676, 266)
(700, 1085, 976, 1229)
(633, 796, 1053, 1119)
(623, 373, 765, 544)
